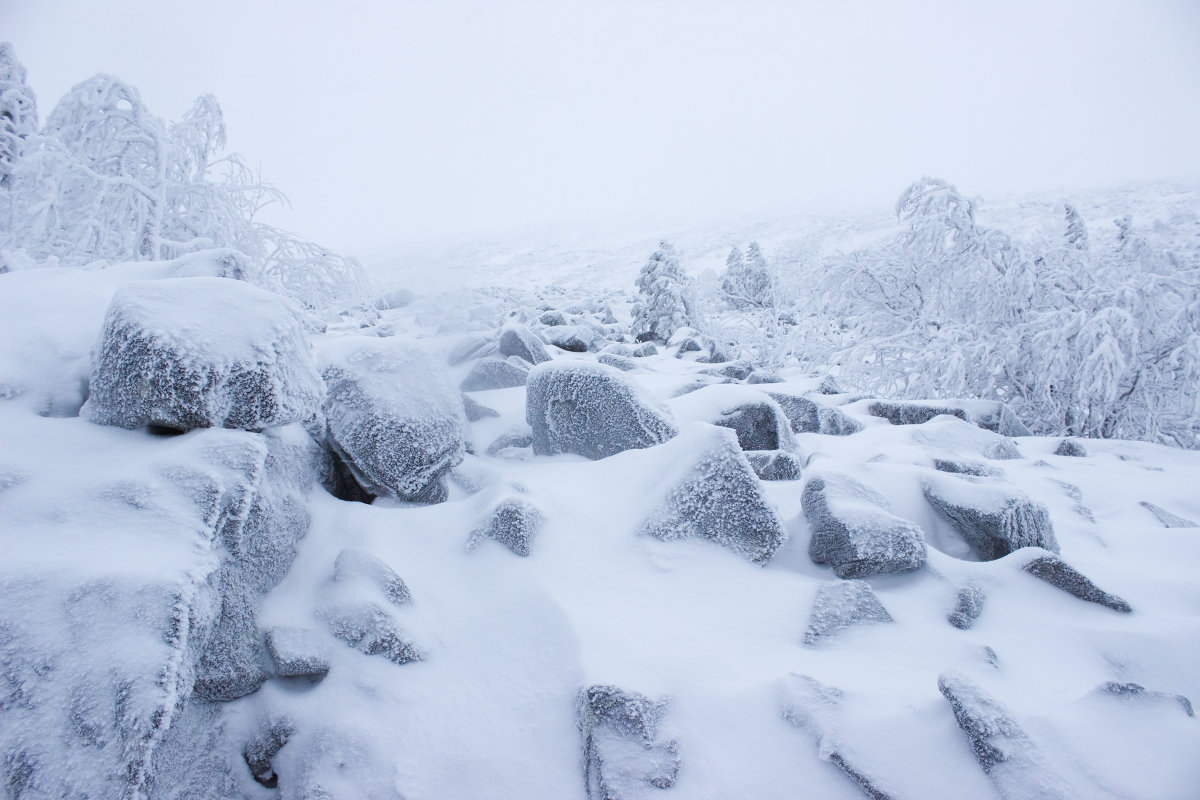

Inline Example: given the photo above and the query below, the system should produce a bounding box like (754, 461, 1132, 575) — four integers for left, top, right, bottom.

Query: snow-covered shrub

(720, 242, 771, 307)
(631, 240, 691, 341)
(0, 42, 38, 191)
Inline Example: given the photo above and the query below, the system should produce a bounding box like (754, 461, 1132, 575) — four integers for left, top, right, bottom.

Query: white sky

(5, 0, 1200, 255)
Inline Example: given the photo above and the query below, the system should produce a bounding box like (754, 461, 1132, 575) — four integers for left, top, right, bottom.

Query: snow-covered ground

(2, 187, 1199, 799)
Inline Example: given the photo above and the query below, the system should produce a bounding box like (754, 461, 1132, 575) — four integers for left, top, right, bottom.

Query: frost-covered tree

(0, 43, 38, 190)
(632, 240, 690, 341)
(1064, 203, 1088, 252)
(721, 241, 771, 307)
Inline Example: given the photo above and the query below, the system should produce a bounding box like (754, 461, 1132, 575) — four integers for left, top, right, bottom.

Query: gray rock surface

(578, 685, 680, 800)
(265, 627, 331, 680)
(1089, 682, 1193, 717)
(499, 325, 552, 365)
(639, 424, 786, 565)
(710, 398, 798, 452)
(321, 338, 467, 502)
(526, 362, 677, 460)
(923, 474, 1057, 561)
(486, 428, 535, 457)
(1022, 554, 1132, 613)
(746, 450, 803, 481)
(768, 393, 861, 436)
(803, 580, 893, 646)
(320, 601, 424, 666)
(546, 325, 596, 352)
(84, 277, 323, 433)
(869, 399, 1030, 437)
(803, 474, 927, 578)
(460, 357, 531, 392)
(1053, 438, 1088, 457)
(597, 353, 638, 372)
(948, 584, 986, 629)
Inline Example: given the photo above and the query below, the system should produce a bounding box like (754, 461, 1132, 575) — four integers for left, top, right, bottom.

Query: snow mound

(84, 277, 323, 432)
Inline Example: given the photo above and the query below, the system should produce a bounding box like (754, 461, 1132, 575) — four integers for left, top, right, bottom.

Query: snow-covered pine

(631, 240, 691, 341)
(0, 42, 38, 191)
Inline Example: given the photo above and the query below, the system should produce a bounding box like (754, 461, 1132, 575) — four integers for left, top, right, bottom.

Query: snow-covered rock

(334, 548, 414, 607)
(597, 353, 637, 372)
(947, 584, 986, 630)
(1021, 553, 1132, 613)
(767, 392, 861, 436)
(526, 361, 677, 460)
(746, 450, 803, 481)
(84, 277, 324, 432)
(446, 334, 494, 366)
(922, 473, 1057, 561)
(320, 338, 467, 502)
(467, 497, 545, 557)
(578, 685, 680, 800)
(669, 385, 798, 453)
(462, 394, 500, 421)
(1054, 438, 1088, 457)
(264, 627, 330, 680)
(499, 325, 552, 365)
(639, 423, 787, 565)
(460, 356, 531, 391)
(545, 324, 596, 352)
(803, 580, 893, 646)
(868, 399, 1030, 437)
(319, 601, 424, 666)
(802, 473, 927, 578)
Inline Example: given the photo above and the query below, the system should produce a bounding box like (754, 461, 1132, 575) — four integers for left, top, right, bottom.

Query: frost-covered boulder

(546, 325, 596, 352)
(578, 685, 680, 800)
(334, 548, 414, 607)
(938, 671, 1071, 799)
(499, 325, 552, 365)
(923, 474, 1057, 561)
(463, 394, 500, 421)
(467, 497, 545, 557)
(243, 716, 294, 788)
(746, 450, 803, 481)
(460, 356, 531, 392)
(598, 353, 638, 372)
(868, 400, 967, 426)
(802, 473, 927, 578)
(447, 334, 494, 366)
(745, 370, 783, 384)
(265, 627, 331, 680)
(768, 392, 861, 436)
(702, 360, 755, 381)
(639, 423, 787, 565)
(803, 580, 893, 646)
(934, 458, 999, 477)
(868, 399, 1030, 437)
(540, 309, 569, 326)
(84, 277, 323, 432)
(1054, 438, 1088, 457)
(320, 601, 424, 666)
(321, 338, 467, 503)
(526, 362, 677, 460)
(669, 384, 798, 452)
(1022, 554, 1132, 613)
(948, 584, 986, 630)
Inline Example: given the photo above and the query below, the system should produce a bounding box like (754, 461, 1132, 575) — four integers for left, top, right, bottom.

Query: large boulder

(577, 685, 680, 800)
(768, 392, 861, 436)
(545, 325, 596, 353)
(499, 325, 552, 365)
(802, 473, 927, 578)
(669, 384, 799, 452)
(803, 580, 893, 646)
(321, 338, 467, 502)
(526, 362, 677, 460)
(460, 357, 531, 392)
(639, 423, 787, 565)
(84, 277, 323, 432)
(922, 474, 1057, 561)
(938, 671, 1071, 799)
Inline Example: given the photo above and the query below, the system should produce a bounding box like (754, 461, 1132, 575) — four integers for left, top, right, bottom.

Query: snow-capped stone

(746, 450, 803, 481)
(578, 685, 680, 800)
(598, 353, 638, 371)
(334, 547, 414, 607)
(264, 627, 331, 680)
(983, 439, 1022, 460)
(817, 376, 845, 395)
(768, 392, 861, 436)
(447, 334, 494, 366)
(868, 399, 1031, 437)
(632, 342, 658, 357)
(319, 601, 424, 665)
(703, 360, 755, 381)
(937, 671, 1071, 800)
(746, 370, 784, 384)
(546, 325, 596, 352)
(499, 325, 552, 365)
(1022, 554, 1132, 613)
(803, 580, 893, 646)
(460, 356, 531, 391)
(948, 584, 986, 630)
(1053, 438, 1088, 457)
(486, 428, 535, 457)
(467, 497, 545, 557)
(922, 474, 1057, 560)
(933, 458, 999, 477)
(669, 384, 798, 452)
(463, 394, 500, 421)
(320, 338, 467, 502)
(526, 361, 677, 460)
(639, 423, 787, 565)
(243, 716, 294, 788)
(540, 310, 569, 326)
(1140, 501, 1196, 528)
(1089, 682, 1194, 717)
(802, 473, 927, 578)
(84, 277, 323, 432)
(868, 400, 968, 426)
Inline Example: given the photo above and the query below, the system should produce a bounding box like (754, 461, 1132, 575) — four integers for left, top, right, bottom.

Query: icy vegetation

(2, 47, 1200, 800)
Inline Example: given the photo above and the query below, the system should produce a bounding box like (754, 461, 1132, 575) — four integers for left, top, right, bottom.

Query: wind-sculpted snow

(922, 473, 1057, 560)
(578, 686, 680, 800)
(84, 277, 324, 433)
(526, 361, 678, 459)
(639, 423, 787, 564)
(320, 337, 467, 502)
(802, 473, 927, 578)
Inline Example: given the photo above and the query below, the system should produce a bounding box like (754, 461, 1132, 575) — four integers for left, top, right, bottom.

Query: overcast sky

(6, 1, 1200, 254)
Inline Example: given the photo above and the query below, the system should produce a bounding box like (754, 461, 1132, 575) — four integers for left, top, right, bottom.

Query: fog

(6, 0, 1200, 254)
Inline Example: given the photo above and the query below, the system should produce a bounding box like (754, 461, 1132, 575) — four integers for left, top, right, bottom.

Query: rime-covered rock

(670, 385, 798, 452)
(1089, 682, 1194, 717)
(467, 497, 545, 556)
(934, 458, 998, 477)
(983, 439, 1022, 460)
(487, 428, 535, 457)
(938, 671, 1070, 799)
(265, 627, 331, 680)
(1022, 554, 1132, 613)
(803, 580, 893, 646)
(1140, 501, 1196, 528)
(746, 370, 783, 384)
(546, 325, 596, 352)
(868, 399, 1030, 437)
(447, 334, 494, 366)
(460, 356, 531, 392)
(868, 400, 968, 426)
(577, 685, 680, 800)
(526, 362, 677, 460)
(1054, 438, 1088, 457)
(334, 548, 414, 607)
(598, 353, 638, 372)
(746, 450, 803, 481)
(499, 325, 552, 365)
(948, 584, 986, 629)
(320, 601, 424, 665)
(639, 423, 786, 564)
(703, 360, 755, 381)
(84, 277, 323, 432)
(243, 716, 294, 788)
(922, 474, 1057, 561)
(463, 394, 500, 421)
(540, 310, 569, 326)
(768, 392, 861, 436)
(632, 342, 658, 358)
(817, 376, 845, 395)
(321, 338, 467, 502)
(802, 474, 927, 578)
